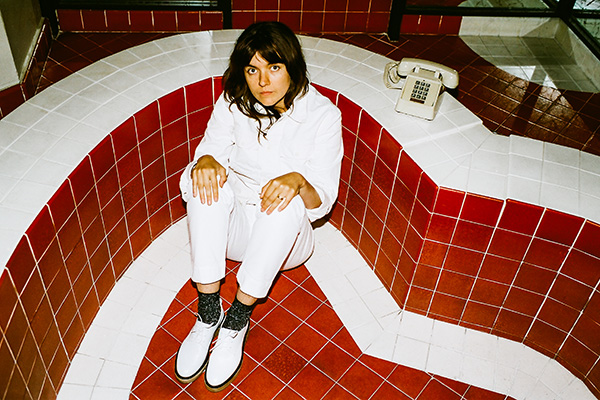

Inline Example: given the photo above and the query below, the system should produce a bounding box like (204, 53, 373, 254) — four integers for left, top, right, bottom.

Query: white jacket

(181, 85, 343, 222)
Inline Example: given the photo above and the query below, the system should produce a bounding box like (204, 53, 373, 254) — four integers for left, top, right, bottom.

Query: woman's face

(244, 52, 291, 112)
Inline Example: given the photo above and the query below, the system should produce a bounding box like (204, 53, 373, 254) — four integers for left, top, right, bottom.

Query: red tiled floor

(130, 263, 514, 400)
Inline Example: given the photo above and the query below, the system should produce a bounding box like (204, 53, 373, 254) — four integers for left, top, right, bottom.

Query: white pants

(183, 178, 315, 299)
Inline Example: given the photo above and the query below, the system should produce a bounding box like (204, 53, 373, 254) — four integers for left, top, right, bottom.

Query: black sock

(197, 291, 221, 325)
(222, 298, 254, 331)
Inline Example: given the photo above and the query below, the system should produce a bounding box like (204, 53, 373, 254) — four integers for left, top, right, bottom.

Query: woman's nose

(259, 72, 269, 87)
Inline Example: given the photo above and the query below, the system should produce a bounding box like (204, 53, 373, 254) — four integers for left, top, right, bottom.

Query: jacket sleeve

(179, 94, 235, 202)
(304, 105, 343, 222)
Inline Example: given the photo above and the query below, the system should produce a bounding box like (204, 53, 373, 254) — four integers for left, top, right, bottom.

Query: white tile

(542, 161, 579, 189)
(93, 299, 132, 331)
(107, 276, 147, 307)
(4, 102, 48, 128)
(107, 331, 150, 366)
(426, 345, 463, 380)
(398, 311, 434, 342)
(365, 330, 397, 361)
(540, 182, 579, 215)
(42, 137, 91, 167)
(349, 320, 384, 352)
(494, 363, 517, 395)
(90, 387, 130, 400)
(71, 324, 120, 359)
(430, 319, 466, 352)
(539, 359, 577, 396)
(23, 158, 72, 187)
(346, 266, 385, 296)
(135, 283, 177, 318)
(56, 383, 94, 400)
(362, 287, 400, 320)
(121, 309, 162, 338)
(0, 149, 38, 179)
(63, 354, 104, 385)
(95, 360, 139, 389)
(509, 154, 543, 181)
(393, 335, 429, 370)
(0, 120, 27, 148)
(463, 329, 498, 361)
(333, 297, 376, 331)
(467, 169, 507, 200)
(1, 179, 55, 214)
(54, 95, 100, 121)
(580, 194, 600, 225)
(460, 354, 496, 391)
(508, 175, 541, 205)
(318, 275, 360, 306)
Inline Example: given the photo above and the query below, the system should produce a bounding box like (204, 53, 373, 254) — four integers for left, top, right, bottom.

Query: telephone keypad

(410, 80, 431, 104)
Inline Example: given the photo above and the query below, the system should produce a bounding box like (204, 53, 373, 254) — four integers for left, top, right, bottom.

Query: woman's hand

(191, 155, 227, 205)
(260, 172, 321, 214)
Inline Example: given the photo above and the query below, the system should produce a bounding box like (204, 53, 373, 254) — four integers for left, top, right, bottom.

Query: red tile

(306, 303, 343, 339)
(177, 11, 201, 31)
(323, 12, 346, 33)
(129, 10, 154, 31)
(525, 319, 567, 356)
(130, 223, 152, 258)
(117, 149, 142, 187)
(132, 369, 182, 399)
(289, 364, 335, 399)
(89, 135, 116, 180)
(418, 15, 441, 34)
(378, 129, 402, 172)
(443, 246, 483, 276)
(373, 158, 395, 198)
(238, 365, 284, 399)
(461, 301, 498, 329)
(69, 158, 94, 204)
(437, 270, 474, 299)
(493, 308, 532, 341)
(279, 11, 302, 32)
(575, 220, 600, 259)
(412, 264, 440, 290)
(400, 14, 419, 33)
(81, 10, 106, 31)
(259, 305, 302, 341)
(429, 292, 466, 321)
(488, 228, 531, 261)
(451, 220, 494, 253)
(460, 193, 503, 226)
(281, 287, 322, 322)
(439, 15, 462, 34)
(38, 240, 63, 288)
(111, 117, 137, 161)
(392, 178, 415, 220)
(558, 336, 597, 378)
(200, 11, 223, 30)
(417, 173, 437, 212)
(105, 10, 130, 31)
(536, 208, 584, 246)
(419, 241, 448, 268)
(159, 88, 186, 127)
(397, 152, 421, 194)
(549, 274, 592, 311)
(285, 323, 327, 361)
(514, 263, 556, 295)
(560, 249, 600, 288)
(405, 285, 433, 312)
(367, 12, 390, 32)
(387, 366, 431, 398)
(358, 108, 381, 153)
(537, 298, 579, 333)
(25, 206, 56, 261)
(338, 95, 361, 134)
(57, 9, 83, 31)
(403, 225, 424, 263)
(498, 199, 543, 235)
(153, 11, 177, 31)
(312, 342, 354, 380)
(57, 211, 82, 257)
(503, 287, 544, 317)
(523, 237, 569, 271)
(232, 11, 255, 30)
(426, 214, 457, 244)
(353, 138, 376, 176)
(434, 187, 464, 218)
(339, 361, 383, 399)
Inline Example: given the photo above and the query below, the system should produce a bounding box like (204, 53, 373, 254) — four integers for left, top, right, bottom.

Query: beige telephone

(384, 58, 459, 120)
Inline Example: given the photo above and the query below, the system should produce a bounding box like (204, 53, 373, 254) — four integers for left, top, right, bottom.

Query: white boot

(204, 322, 249, 392)
(174, 309, 224, 384)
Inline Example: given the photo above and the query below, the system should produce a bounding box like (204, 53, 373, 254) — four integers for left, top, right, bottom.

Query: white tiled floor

(57, 220, 595, 400)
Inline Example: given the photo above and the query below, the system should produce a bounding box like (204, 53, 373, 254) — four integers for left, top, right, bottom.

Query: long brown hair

(223, 21, 309, 138)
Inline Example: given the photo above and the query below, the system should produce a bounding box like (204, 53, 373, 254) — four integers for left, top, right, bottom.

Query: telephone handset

(384, 58, 459, 120)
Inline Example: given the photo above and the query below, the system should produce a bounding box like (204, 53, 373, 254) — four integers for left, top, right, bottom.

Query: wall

(0, 0, 43, 87)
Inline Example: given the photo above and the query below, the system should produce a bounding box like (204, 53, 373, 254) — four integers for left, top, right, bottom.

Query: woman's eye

(246, 68, 257, 74)
(271, 65, 281, 71)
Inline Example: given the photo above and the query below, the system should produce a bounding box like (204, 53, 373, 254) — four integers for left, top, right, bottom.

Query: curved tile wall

(0, 31, 599, 399)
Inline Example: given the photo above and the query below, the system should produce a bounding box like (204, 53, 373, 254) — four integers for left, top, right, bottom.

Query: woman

(176, 21, 342, 392)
